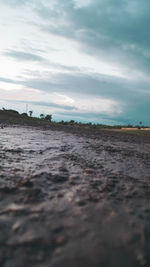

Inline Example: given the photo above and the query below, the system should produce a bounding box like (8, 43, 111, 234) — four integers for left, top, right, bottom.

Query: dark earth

(0, 126, 150, 267)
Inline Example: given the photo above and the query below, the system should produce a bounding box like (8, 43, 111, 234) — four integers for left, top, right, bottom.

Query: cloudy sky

(0, 0, 150, 125)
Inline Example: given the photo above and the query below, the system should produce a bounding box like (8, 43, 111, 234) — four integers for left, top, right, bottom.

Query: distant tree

(70, 120, 75, 124)
(40, 114, 45, 120)
(21, 113, 28, 117)
(29, 110, 33, 117)
(139, 121, 142, 129)
(44, 114, 52, 122)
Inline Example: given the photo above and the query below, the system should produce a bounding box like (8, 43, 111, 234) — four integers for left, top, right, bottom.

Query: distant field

(121, 128, 150, 131)
(107, 127, 150, 136)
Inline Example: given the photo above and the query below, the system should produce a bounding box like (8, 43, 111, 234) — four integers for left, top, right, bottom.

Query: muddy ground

(0, 126, 150, 267)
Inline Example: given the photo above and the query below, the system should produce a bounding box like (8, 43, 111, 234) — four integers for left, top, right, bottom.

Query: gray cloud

(1, 69, 150, 124)
(4, 50, 45, 62)
(3, 49, 82, 72)
(3, 0, 150, 75)
(0, 77, 18, 84)
(5, 99, 77, 111)
(22, 71, 148, 104)
(30, 0, 150, 76)
(2, 0, 35, 6)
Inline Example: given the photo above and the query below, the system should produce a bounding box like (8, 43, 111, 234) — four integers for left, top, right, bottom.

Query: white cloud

(73, 0, 92, 8)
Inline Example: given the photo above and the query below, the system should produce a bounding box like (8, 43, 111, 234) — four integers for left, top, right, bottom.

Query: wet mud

(0, 126, 150, 267)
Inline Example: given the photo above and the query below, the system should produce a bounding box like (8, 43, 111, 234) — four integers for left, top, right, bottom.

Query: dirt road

(0, 126, 150, 267)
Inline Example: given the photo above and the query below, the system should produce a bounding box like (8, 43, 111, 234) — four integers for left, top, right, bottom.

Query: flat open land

(0, 126, 150, 267)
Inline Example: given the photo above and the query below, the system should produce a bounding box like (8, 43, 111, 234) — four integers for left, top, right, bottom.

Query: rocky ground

(0, 126, 150, 267)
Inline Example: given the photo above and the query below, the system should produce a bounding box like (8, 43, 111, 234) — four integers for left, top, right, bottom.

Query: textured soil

(0, 126, 150, 267)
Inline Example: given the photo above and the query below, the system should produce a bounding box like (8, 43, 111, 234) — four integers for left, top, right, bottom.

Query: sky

(0, 0, 150, 125)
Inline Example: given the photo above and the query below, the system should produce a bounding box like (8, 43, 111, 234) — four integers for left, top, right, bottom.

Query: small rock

(84, 168, 95, 174)
(12, 221, 21, 231)
(52, 174, 68, 183)
(56, 236, 65, 246)
(19, 179, 34, 188)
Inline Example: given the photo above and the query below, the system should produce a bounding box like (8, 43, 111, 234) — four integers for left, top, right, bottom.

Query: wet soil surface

(0, 126, 150, 267)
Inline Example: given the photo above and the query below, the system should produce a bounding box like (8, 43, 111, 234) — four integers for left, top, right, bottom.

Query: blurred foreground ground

(0, 126, 150, 267)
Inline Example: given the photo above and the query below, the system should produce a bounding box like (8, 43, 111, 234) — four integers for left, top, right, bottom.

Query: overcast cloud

(0, 0, 150, 125)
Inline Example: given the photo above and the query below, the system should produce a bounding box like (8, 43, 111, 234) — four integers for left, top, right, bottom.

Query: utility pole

(26, 104, 28, 114)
